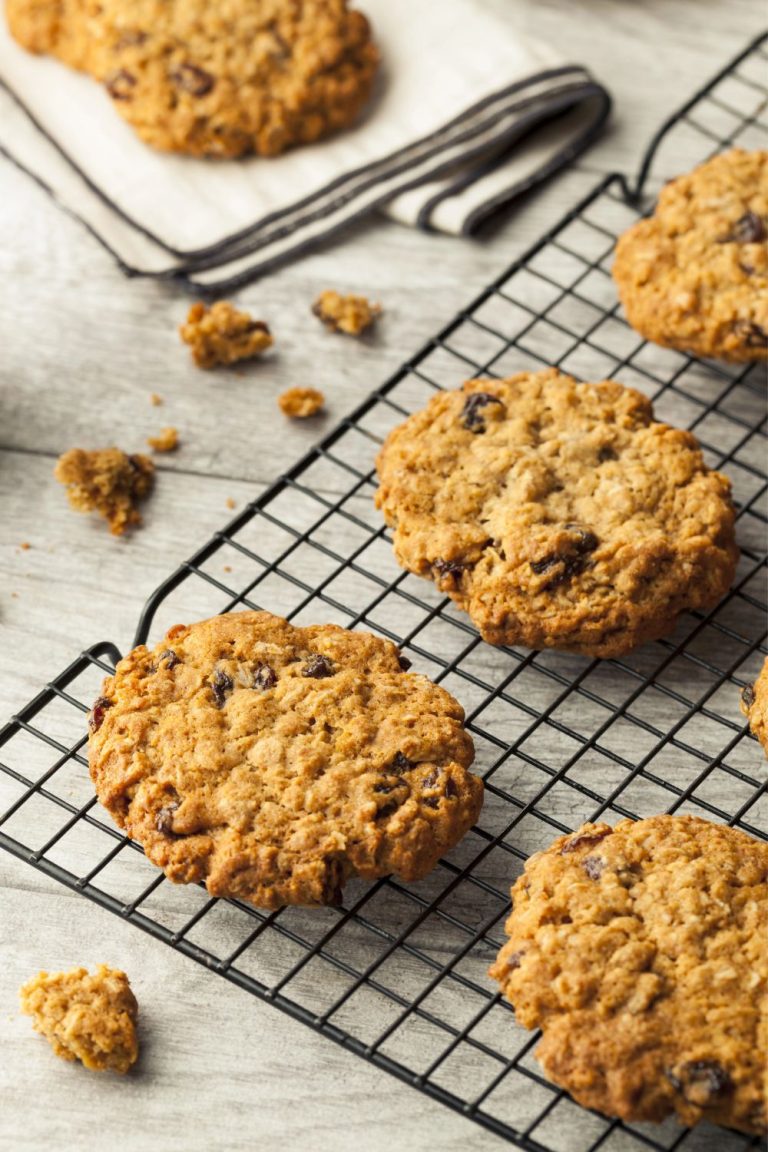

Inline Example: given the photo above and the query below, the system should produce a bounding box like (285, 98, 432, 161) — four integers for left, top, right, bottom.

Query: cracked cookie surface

(374, 368, 738, 658)
(88, 611, 482, 908)
(8, 0, 379, 158)
(20, 965, 139, 1073)
(489, 815, 768, 1135)
(741, 656, 768, 757)
(613, 149, 768, 362)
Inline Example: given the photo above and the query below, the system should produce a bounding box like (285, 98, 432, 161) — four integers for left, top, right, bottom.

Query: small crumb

(11, 592, 18, 598)
(180, 301, 273, 369)
(312, 290, 381, 336)
(223, 565, 232, 573)
(147, 427, 179, 453)
(149, 393, 163, 407)
(279, 386, 325, 419)
(54, 447, 155, 535)
(225, 497, 236, 510)
(20, 965, 139, 1074)
(19, 542, 31, 551)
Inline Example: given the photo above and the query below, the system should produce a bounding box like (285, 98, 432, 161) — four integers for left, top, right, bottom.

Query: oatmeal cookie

(20, 965, 139, 1073)
(180, 301, 273, 368)
(613, 150, 768, 362)
(375, 369, 738, 658)
(88, 611, 483, 908)
(278, 385, 325, 417)
(54, 446, 155, 534)
(741, 656, 768, 756)
(312, 290, 381, 335)
(489, 816, 768, 1135)
(7, 0, 379, 158)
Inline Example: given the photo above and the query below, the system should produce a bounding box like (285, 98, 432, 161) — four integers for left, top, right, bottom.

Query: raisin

(582, 855, 604, 879)
(460, 391, 505, 433)
(423, 797, 440, 809)
(171, 63, 216, 97)
(739, 262, 755, 276)
(434, 558, 466, 584)
(88, 695, 113, 731)
(666, 1061, 733, 1106)
(252, 663, 277, 691)
(421, 767, 439, 789)
(397, 652, 412, 671)
(210, 668, 233, 708)
(158, 649, 181, 670)
(390, 751, 414, 774)
(561, 827, 612, 854)
(445, 778, 458, 798)
(376, 800, 400, 820)
(374, 782, 393, 794)
(105, 69, 136, 100)
(505, 949, 525, 970)
(302, 654, 334, 679)
(531, 525, 599, 587)
(598, 445, 618, 462)
(741, 683, 756, 709)
(719, 211, 765, 244)
(244, 320, 271, 335)
(155, 803, 180, 837)
(322, 859, 344, 906)
(739, 321, 768, 349)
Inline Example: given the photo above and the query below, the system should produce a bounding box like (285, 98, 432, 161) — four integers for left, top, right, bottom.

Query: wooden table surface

(1, 3, 765, 1149)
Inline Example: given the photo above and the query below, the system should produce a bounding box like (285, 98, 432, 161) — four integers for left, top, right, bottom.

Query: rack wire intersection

(1, 30, 767, 1152)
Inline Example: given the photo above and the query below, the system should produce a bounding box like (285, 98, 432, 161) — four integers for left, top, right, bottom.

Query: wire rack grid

(1, 31, 767, 1152)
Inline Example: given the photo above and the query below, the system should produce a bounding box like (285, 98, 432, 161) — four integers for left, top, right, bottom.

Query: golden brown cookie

(613, 150, 768, 362)
(375, 369, 738, 658)
(741, 656, 768, 756)
(180, 301, 273, 368)
(312, 290, 381, 335)
(54, 447, 155, 534)
(7, 0, 379, 158)
(88, 611, 483, 909)
(20, 965, 139, 1073)
(489, 816, 768, 1135)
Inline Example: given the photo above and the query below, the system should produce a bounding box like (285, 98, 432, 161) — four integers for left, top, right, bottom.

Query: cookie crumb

(149, 393, 163, 406)
(180, 301, 273, 369)
(278, 386, 325, 418)
(147, 427, 179, 453)
(19, 542, 31, 551)
(54, 448, 155, 535)
(20, 965, 138, 1074)
(312, 290, 381, 336)
(223, 565, 232, 573)
(225, 497, 237, 510)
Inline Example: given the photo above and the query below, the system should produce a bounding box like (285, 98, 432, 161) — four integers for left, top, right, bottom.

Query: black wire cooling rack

(2, 31, 767, 1152)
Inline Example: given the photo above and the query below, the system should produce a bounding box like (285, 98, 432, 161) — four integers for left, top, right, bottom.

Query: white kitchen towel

(0, 0, 609, 290)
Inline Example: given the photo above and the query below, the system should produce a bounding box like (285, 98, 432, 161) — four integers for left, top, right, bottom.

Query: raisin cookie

(54, 446, 155, 535)
(7, 0, 379, 158)
(613, 150, 768, 362)
(375, 369, 738, 658)
(741, 656, 768, 756)
(20, 965, 139, 1073)
(489, 816, 768, 1135)
(88, 612, 482, 908)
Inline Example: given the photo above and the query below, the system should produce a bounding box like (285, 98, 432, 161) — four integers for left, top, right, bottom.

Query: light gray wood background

(1, 3, 765, 1150)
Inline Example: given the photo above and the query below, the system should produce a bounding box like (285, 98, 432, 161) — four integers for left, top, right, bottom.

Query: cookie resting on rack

(613, 149, 768, 362)
(489, 816, 768, 1135)
(88, 611, 483, 908)
(741, 656, 768, 756)
(20, 965, 139, 1074)
(7, 0, 379, 158)
(374, 368, 738, 658)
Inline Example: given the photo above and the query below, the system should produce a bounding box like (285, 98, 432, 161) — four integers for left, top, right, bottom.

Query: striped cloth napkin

(0, 0, 610, 290)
